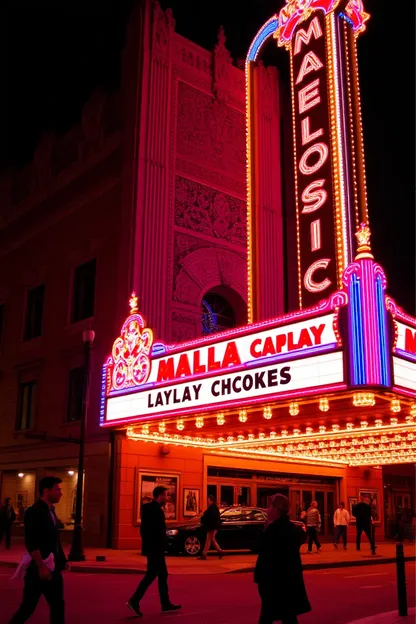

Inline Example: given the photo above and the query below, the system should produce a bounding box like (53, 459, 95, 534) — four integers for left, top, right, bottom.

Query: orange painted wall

(112, 440, 385, 549)
(113, 438, 204, 549)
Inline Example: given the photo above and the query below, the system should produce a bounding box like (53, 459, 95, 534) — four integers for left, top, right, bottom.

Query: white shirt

(334, 508, 350, 526)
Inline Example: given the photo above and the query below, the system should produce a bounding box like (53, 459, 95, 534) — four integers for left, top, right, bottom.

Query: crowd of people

(2, 480, 415, 623)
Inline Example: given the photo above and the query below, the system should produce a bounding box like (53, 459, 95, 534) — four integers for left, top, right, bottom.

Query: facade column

(133, 2, 175, 340)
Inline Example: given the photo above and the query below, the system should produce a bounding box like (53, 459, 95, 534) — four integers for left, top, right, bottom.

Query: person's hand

(38, 564, 52, 581)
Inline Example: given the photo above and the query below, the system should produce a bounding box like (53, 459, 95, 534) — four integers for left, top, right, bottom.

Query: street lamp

(68, 328, 95, 561)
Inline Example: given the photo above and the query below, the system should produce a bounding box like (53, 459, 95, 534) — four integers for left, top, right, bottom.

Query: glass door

(219, 485, 234, 508)
(257, 487, 289, 509)
(315, 491, 326, 534)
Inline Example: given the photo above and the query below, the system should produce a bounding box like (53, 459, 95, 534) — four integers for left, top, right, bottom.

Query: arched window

(201, 292, 236, 335)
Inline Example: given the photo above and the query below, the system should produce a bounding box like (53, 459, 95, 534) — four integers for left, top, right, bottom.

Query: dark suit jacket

(140, 500, 167, 557)
(353, 502, 372, 525)
(24, 499, 67, 571)
(201, 503, 221, 531)
(254, 515, 311, 620)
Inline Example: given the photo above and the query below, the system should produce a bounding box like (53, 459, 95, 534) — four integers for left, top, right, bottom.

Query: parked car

(165, 506, 306, 557)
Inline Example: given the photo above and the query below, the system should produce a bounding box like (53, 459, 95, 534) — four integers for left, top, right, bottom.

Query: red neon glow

(301, 179, 327, 213)
(304, 259, 332, 292)
(107, 302, 154, 393)
(344, 0, 370, 35)
(275, 0, 369, 48)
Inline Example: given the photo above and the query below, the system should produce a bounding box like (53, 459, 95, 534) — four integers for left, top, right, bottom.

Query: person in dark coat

(127, 486, 181, 618)
(352, 495, 376, 554)
(199, 494, 224, 560)
(0, 497, 17, 549)
(255, 494, 311, 624)
(9, 476, 68, 624)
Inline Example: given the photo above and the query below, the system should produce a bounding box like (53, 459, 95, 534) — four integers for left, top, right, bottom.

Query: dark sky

(3, 0, 415, 313)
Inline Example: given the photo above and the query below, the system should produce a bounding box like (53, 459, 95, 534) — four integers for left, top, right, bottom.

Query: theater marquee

(102, 295, 346, 426)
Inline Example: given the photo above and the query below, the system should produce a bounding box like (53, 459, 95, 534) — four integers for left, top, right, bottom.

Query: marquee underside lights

(126, 418, 416, 467)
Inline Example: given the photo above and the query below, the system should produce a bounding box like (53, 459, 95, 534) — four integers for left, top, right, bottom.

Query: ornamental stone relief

(176, 82, 245, 177)
(175, 176, 246, 245)
(173, 233, 247, 305)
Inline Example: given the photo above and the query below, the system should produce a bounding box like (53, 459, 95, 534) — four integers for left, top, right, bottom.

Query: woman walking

(198, 495, 224, 560)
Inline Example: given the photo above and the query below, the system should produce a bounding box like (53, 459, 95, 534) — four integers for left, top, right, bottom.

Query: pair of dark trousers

(356, 523, 375, 553)
(258, 587, 298, 624)
(0, 524, 12, 549)
(335, 525, 347, 547)
(307, 526, 321, 552)
(131, 554, 170, 607)
(9, 569, 65, 624)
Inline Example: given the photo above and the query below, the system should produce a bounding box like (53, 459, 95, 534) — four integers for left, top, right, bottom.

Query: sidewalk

(347, 608, 415, 623)
(0, 542, 414, 575)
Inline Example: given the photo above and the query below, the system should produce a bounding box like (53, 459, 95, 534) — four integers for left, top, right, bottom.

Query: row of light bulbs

(162, 397, 414, 431)
(141, 414, 416, 438)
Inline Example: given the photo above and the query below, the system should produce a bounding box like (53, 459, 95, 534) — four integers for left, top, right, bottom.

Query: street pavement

(0, 563, 414, 623)
(0, 541, 414, 575)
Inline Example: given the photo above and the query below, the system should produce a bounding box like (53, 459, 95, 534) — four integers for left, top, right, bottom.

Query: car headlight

(166, 530, 178, 536)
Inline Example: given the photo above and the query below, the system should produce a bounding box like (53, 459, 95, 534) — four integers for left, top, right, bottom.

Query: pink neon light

(362, 260, 379, 384)
(102, 382, 347, 427)
(155, 296, 345, 357)
(278, 0, 338, 46)
(386, 297, 416, 328)
(392, 386, 416, 399)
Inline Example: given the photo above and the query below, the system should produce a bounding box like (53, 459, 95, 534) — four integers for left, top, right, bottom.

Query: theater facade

(101, 0, 416, 548)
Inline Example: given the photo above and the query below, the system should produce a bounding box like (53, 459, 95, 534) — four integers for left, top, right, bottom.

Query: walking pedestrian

(352, 495, 376, 554)
(0, 498, 16, 550)
(305, 501, 321, 553)
(333, 502, 350, 549)
(9, 476, 68, 624)
(198, 494, 224, 560)
(127, 486, 181, 618)
(255, 494, 311, 624)
(400, 503, 414, 544)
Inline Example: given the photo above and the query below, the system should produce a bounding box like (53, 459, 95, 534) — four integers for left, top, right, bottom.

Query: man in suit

(0, 497, 17, 549)
(127, 486, 181, 618)
(353, 495, 376, 555)
(9, 476, 68, 624)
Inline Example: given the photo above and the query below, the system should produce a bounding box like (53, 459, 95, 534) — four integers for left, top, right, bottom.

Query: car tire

(183, 534, 202, 556)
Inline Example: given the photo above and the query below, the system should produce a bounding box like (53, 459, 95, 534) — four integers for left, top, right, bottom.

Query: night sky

(4, 0, 415, 313)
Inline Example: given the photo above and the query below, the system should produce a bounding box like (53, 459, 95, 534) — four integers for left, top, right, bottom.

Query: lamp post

(68, 328, 95, 562)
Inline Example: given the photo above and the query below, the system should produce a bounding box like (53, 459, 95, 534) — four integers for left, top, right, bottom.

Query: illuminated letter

(207, 346, 221, 371)
(304, 259, 332, 293)
(222, 341, 242, 368)
(157, 358, 175, 382)
(250, 338, 262, 358)
(175, 353, 191, 378)
(299, 142, 328, 175)
(310, 219, 322, 251)
(295, 51, 324, 84)
(301, 116, 323, 146)
(301, 179, 327, 213)
(193, 350, 206, 375)
(298, 79, 320, 114)
(310, 324, 325, 345)
(405, 327, 416, 354)
(294, 16, 323, 55)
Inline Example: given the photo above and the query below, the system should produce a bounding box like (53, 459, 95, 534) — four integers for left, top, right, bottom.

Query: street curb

(0, 555, 414, 576)
(228, 555, 416, 574)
